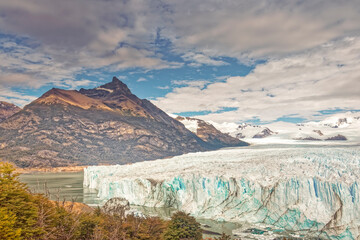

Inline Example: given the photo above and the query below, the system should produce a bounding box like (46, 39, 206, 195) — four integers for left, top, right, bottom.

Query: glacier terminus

(84, 145, 360, 239)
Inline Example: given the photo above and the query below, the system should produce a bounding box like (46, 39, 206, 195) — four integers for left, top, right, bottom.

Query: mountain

(0, 77, 244, 168)
(235, 123, 275, 139)
(175, 116, 248, 147)
(228, 112, 360, 144)
(210, 122, 276, 139)
(206, 112, 360, 144)
(289, 113, 360, 141)
(0, 101, 21, 122)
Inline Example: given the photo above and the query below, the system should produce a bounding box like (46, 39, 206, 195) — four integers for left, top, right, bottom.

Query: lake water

(19, 171, 101, 205)
(19, 170, 240, 238)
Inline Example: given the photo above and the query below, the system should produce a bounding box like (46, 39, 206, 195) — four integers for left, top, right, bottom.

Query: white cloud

(58, 79, 94, 89)
(1, 0, 359, 81)
(165, 0, 360, 60)
(153, 37, 360, 123)
(0, 0, 182, 92)
(157, 86, 170, 90)
(0, 87, 37, 106)
(137, 77, 147, 82)
(0, 0, 360, 118)
(172, 80, 210, 88)
(182, 52, 227, 66)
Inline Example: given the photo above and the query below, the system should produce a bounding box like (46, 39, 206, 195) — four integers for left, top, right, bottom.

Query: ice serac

(84, 146, 360, 239)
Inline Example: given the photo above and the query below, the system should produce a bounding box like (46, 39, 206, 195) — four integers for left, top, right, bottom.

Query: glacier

(84, 146, 360, 239)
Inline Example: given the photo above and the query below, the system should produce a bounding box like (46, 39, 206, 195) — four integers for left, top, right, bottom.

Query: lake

(19, 170, 240, 238)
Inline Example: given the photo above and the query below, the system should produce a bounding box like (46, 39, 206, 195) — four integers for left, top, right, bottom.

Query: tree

(0, 162, 206, 240)
(0, 207, 22, 240)
(0, 162, 43, 238)
(216, 232, 232, 240)
(162, 211, 202, 240)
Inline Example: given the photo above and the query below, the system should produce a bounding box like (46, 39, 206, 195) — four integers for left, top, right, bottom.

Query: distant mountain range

(210, 112, 360, 144)
(0, 77, 248, 168)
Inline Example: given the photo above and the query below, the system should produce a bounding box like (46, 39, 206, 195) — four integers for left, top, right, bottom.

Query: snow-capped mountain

(265, 112, 360, 143)
(209, 122, 276, 139)
(203, 112, 360, 144)
(175, 116, 248, 147)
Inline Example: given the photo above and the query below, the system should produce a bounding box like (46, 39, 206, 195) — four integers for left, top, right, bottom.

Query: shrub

(216, 233, 231, 240)
(162, 211, 202, 240)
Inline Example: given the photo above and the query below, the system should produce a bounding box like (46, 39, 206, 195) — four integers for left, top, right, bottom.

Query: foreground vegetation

(0, 162, 231, 240)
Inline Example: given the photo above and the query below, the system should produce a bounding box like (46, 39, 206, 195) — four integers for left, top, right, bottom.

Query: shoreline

(16, 165, 88, 174)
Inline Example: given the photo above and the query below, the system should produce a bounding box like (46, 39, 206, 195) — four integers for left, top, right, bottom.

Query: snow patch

(95, 87, 114, 93)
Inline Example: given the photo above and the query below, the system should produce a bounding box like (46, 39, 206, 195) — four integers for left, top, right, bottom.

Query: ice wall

(84, 146, 360, 239)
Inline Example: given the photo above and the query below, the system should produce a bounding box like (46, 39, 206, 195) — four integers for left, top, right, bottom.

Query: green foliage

(76, 213, 100, 239)
(0, 162, 43, 238)
(163, 211, 202, 240)
(0, 162, 212, 240)
(0, 207, 22, 240)
(215, 232, 232, 240)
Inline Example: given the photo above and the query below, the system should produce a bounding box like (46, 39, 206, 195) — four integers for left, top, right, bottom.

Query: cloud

(182, 52, 227, 67)
(153, 37, 360, 123)
(1, 0, 358, 78)
(0, 38, 84, 90)
(137, 77, 147, 82)
(172, 80, 210, 88)
(58, 79, 94, 89)
(0, 0, 181, 92)
(157, 86, 170, 90)
(0, 0, 360, 117)
(165, 0, 360, 60)
(0, 87, 37, 106)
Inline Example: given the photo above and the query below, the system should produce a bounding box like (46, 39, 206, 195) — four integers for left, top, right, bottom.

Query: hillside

(0, 77, 246, 168)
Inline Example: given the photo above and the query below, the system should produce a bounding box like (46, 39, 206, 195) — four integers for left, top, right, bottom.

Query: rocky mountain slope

(175, 116, 248, 147)
(0, 77, 241, 168)
(0, 101, 21, 122)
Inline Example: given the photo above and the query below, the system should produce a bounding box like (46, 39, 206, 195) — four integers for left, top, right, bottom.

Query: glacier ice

(84, 146, 360, 239)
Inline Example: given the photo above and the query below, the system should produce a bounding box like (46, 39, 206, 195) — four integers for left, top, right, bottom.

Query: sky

(0, 0, 359, 124)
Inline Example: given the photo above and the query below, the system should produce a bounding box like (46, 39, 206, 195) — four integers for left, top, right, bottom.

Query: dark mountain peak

(112, 76, 120, 83)
(98, 77, 132, 96)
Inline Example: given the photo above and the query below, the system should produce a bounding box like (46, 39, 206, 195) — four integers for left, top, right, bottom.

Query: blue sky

(0, 0, 359, 124)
